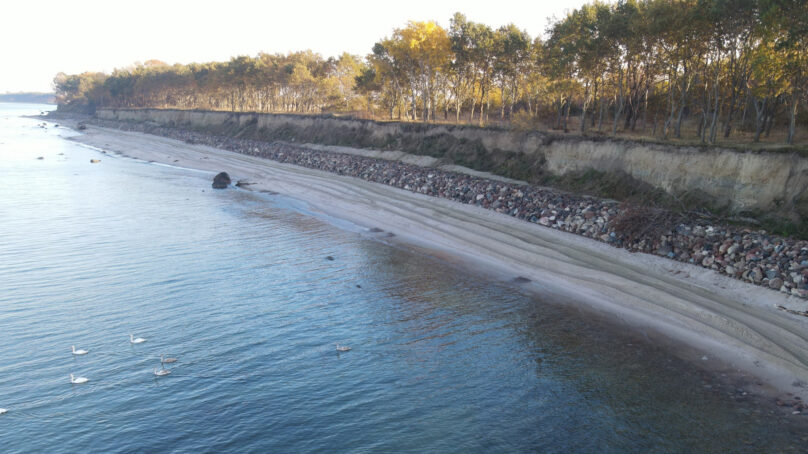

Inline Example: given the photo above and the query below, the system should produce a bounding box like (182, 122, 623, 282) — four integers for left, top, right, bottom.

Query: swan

(130, 334, 146, 344)
(71, 345, 88, 355)
(160, 354, 177, 364)
(70, 374, 89, 384)
(335, 343, 352, 352)
(153, 367, 171, 377)
(0, 408, 7, 415)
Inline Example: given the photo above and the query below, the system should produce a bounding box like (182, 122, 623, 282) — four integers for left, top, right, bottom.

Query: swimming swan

(70, 374, 89, 384)
(0, 408, 7, 415)
(335, 343, 352, 352)
(160, 354, 178, 364)
(71, 345, 88, 355)
(153, 367, 171, 377)
(130, 334, 146, 344)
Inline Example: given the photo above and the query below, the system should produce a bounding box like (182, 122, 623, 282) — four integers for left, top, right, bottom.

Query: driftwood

(776, 305, 808, 318)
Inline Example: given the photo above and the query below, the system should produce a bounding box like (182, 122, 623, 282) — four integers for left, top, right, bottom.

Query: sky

(1, 0, 588, 93)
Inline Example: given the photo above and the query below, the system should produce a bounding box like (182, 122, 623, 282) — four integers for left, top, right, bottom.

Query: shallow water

(0, 103, 805, 452)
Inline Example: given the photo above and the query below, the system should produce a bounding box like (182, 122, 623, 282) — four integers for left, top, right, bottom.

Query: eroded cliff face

(96, 108, 808, 219)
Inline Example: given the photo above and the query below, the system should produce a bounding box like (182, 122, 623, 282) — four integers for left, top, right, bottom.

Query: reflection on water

(0, 103, 806, 453)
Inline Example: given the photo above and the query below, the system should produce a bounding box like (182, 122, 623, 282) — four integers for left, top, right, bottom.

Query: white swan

(70, 374, 89, 384)
(130, 334, 146, 344)
(160, 354, 178, 364)
(71, 345, 88, 355)
(0, 408, 7, 415)
(153, 367, 171, 376)
(335, 343, 352, 352)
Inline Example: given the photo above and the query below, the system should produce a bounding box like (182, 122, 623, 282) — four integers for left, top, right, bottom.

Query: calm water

(0, 103, 805, 453)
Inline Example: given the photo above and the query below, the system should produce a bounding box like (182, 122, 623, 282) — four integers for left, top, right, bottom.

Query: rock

(656, 242, 673, 256)
(37, 156, 44, 160)
(212, 172, 231, 189)
(77, 123, 87, 130)
(769, 277, 784, 289)
(325, 256, 334, 261)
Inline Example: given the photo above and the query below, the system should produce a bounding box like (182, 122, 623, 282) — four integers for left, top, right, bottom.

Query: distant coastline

(0, 93, 55, 104)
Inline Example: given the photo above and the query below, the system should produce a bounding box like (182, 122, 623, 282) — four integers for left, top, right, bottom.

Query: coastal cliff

(95, 108, 808, 224)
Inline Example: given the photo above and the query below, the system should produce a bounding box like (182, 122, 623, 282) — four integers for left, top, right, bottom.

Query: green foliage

(54, 1, 808, 143)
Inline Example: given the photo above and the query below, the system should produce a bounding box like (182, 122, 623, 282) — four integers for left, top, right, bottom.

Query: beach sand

(67, 123, 808, 400)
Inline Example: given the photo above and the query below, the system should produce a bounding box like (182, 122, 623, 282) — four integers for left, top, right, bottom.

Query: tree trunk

(581, 82, 591, 134)
(753, 98, 766, 142)
(788, 91, 799, 144)
(563, 97, 571, 132)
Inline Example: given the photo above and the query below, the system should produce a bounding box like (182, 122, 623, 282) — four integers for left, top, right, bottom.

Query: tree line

(54, 0, 807, 144)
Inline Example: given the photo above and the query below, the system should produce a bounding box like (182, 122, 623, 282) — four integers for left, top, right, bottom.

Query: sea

(0, 103, 805, 453)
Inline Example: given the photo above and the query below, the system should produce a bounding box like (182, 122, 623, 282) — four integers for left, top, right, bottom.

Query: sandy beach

(67, 123, 808, 400)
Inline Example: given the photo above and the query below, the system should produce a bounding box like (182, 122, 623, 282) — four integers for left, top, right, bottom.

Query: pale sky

(1, 0, 588, 93)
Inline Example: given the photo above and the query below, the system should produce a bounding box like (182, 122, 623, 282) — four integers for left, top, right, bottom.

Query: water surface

(0, 103, 805, 452)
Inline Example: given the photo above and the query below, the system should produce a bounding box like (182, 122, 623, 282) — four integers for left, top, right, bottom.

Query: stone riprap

(82, 118, 808, 301)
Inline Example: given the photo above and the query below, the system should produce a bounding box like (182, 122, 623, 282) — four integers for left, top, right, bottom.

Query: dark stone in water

(37, 156, 44, 160)
(77, 123, 87, 130)
(513, 276, 532, 284)
(369, 227, 384, 233)
(356, 284, 362, 288)
(325, 256, 334, 261)
(212, 172, 231, 189)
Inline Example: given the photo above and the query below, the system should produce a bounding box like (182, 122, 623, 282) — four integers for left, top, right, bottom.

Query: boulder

(212, 172, 231, 189)
(769, 277, 784, 289)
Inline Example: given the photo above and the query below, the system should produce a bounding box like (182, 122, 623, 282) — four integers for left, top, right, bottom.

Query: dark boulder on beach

(212, 172, 231, 189)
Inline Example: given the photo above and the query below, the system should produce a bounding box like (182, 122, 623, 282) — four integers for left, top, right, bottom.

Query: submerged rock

(212, 172, 231, 189)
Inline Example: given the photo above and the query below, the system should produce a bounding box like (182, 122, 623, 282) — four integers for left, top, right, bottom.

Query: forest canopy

(54, 0, 808, 145)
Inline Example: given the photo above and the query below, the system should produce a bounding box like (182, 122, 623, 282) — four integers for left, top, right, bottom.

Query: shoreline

(58, 119, 808, 404)
(60, 115, 808, 305)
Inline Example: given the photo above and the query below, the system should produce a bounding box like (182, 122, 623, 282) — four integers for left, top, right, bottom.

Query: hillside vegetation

(55, 0, 807, 148)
